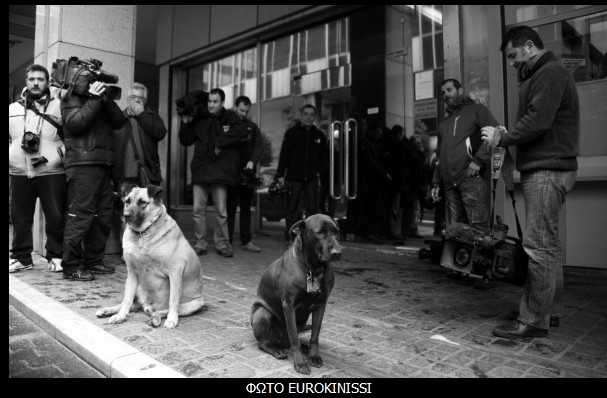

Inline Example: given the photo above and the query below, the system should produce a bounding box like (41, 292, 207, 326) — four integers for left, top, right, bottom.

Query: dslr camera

(21, 131, 40, 153)
(268, 178, 289, 196)
(50, 56, 121, 100)
(439, 220, 528, 285)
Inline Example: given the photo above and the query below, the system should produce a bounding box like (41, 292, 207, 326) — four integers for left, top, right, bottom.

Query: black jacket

(276, 124, 328, 181)
(113, 108, 167, 184)
(179, 108, 247, 185)
(61, 93, 126, 168)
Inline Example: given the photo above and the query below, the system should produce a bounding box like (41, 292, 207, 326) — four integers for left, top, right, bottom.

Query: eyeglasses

(128, 95, 147, 102)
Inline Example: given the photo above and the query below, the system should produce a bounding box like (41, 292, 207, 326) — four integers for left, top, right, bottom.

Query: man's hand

(180, 115, 193, 124)
(246, 161, 254, 170)
(481, 126, 505, 149)
(88, 81, 106, 98)
(128, 101, 144, 117)
(430, 185, 441, 202)
(277, 177, 285, 186)
(467, 161, 481, 177)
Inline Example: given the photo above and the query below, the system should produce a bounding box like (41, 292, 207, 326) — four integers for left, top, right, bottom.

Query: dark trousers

(10, 174, 66, 263)
(284, 177, 319, 240)
(63, 166, 114, 272)
(227, 184, 254, 246)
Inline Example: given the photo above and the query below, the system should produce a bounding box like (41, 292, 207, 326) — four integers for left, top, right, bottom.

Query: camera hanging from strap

(24, 100, 63, 140)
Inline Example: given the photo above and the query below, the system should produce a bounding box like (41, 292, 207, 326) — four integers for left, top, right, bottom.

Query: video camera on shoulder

(175, 90, 209, 118)
(50, 56, 121, 100)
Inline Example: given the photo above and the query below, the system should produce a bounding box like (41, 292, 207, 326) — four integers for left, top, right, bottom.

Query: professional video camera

(175, 90, 209, 118)
(50, 56, 121, 100)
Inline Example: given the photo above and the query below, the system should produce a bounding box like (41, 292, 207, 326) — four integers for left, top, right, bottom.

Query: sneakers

(241, 242, 261, 252)
(47, 258, 63, 272)
(86, 263, 115, 274)
(216, 246, 233, 258)
(63, 269, 95, 281)
(193, 240, 208, 256)
(9, 259, 33, 273)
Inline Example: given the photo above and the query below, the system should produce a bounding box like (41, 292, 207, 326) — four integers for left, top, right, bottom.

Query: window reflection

(505, 5, 593, 25)
(536, 11, 607, 82)
(261, 18, 351, 101)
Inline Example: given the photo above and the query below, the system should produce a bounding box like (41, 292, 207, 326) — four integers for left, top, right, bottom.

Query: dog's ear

(121, 183, 137, 198)
(147, 184, 163, 203)
(289, 219, 307, 239)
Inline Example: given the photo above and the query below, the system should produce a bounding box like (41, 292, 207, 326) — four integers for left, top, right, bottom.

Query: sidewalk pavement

(8, 227, 607, 379)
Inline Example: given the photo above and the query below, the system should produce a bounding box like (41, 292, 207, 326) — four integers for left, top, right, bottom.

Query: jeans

(63, 166, 114, 271)
(10, 174, 66, 263)
(445, 175, 489, 233)
(518, 170, 576, 329)
(227, 184, 254, 246)
(193, 183, 230, 250)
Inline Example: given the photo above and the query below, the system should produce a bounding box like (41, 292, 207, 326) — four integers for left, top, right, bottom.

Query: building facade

(24, 5, 607, 268)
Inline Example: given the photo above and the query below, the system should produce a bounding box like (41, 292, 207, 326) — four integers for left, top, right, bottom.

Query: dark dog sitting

(251, 214, 341, 374)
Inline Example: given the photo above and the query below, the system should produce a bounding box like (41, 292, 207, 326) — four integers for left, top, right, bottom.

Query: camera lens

(24, 132, 35, 141)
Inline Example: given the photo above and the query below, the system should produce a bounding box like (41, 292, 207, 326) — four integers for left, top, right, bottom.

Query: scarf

(517, 50, 553, 82)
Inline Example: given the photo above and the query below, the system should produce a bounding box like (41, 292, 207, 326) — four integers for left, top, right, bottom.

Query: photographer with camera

(226, 96, 263, 253)
(482, 26, 579, 339)
(113, 82, 167, 191)
(274, 104, 328, 245)
(59, 61, 127, 281)
(9, 64, 66, 274)
(178, 88, 248, 258)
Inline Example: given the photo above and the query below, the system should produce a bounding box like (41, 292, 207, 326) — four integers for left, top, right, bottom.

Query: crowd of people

(9, 25, 579, 340)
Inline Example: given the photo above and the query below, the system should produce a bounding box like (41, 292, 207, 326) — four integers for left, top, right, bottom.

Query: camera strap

(24, 101, 63, 140)
(126, 118, 145, 169)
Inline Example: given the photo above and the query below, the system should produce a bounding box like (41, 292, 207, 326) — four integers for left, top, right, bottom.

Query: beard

(26, 87, 46, 100)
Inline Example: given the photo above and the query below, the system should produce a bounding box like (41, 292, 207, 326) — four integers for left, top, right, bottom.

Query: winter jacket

(60, 92, 127, 168)
(276, 124, 328, 181)
(433, 97, 498, 190)
(9, 87, 65, 178)
(500, 51, 579, 172)
(179, 107, 247, 185)
(113, 108, 167, 184)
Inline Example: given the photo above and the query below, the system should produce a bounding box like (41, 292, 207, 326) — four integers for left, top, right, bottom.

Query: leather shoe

(63, 269, 95, 281)
(87, 263, 115, 274)
(493, 320, 549, 339)
(509, 310, 560, 327)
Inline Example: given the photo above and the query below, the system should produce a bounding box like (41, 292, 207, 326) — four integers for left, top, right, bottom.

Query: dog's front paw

(294, 359, 311, 375)
(309, 354, 323, 368)
(108, 313, 127, 324)
(164, 314, 178, 329)
(96, 308, 112, 318)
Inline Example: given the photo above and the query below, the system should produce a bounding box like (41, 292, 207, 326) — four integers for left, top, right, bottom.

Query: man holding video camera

(60, 66, 127, 281)
(482, 26, 579, 339)
(9, 64, 66, 274)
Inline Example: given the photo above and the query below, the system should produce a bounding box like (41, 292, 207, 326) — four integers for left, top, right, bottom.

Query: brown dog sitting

(251, 214, 341, 374)
(96, 185, 204, 328)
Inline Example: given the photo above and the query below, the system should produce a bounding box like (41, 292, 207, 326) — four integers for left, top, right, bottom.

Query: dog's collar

(131, 211, 164, 239)
(292, 247, 323, 293)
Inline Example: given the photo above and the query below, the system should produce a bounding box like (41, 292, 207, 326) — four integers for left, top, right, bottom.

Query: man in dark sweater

(274, 104, 328, 242)
(482, 26, 579, 339)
